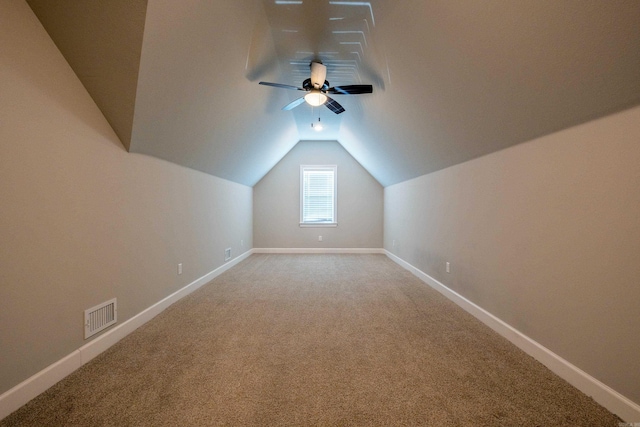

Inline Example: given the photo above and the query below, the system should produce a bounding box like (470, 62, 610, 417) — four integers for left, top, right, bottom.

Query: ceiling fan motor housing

(310, 61, 327, 89)
(302, 78, 330, 91)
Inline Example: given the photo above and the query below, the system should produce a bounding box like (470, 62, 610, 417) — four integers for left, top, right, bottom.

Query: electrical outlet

(318, 235, 323, 242)
(177, 263, 183, 275)
(446, 262, 450, 273)
(241, 239, 244, 248)
(225, 248, 231, 262)
(392, 239, 396, 248)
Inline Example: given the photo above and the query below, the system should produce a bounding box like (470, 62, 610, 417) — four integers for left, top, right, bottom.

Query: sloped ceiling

(26, 0, 148, 150)
(27, 0, 640, 187)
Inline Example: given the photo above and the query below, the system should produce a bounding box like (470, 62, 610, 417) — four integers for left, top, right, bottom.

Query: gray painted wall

(4, 0, 638, 413)
(0, 0, 252, 395)
(254, 140, 383, 249)
(384, 106, 640, 405)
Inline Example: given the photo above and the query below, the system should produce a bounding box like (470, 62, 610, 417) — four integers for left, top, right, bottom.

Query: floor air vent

(84, 298, 117, 339)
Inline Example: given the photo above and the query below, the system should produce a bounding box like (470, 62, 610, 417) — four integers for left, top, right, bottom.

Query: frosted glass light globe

(304, 90, 327, 106)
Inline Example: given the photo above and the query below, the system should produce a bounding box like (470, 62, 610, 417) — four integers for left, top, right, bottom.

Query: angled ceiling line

(332, 30, 368, 47)
(328, 1, 375, 26)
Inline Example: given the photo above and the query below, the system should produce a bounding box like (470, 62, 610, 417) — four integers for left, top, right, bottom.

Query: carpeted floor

(1, 254, 621, 426)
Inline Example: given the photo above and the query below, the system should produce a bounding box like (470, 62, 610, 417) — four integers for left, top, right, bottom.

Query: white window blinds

(300, 166, 337, 226)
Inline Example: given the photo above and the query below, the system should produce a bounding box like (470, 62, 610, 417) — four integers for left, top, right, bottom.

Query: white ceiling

(27, 0, 640, 187)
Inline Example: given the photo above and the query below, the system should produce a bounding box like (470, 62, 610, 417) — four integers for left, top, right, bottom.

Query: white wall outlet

(224, 248, 231, 262)
(241, 239, 244, 248)
(177, 263, 183, 275)
(392, 239, 396, 248)
(446, 262, 450, 273)
(318, 235, 323, 242)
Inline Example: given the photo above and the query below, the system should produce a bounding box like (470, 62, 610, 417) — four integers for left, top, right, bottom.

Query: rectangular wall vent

(224, 247, 232, 262)
(84, 298, 117, 339)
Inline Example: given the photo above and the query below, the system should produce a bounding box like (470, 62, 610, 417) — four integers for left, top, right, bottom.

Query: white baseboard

(385, 250, 640, 422)
(7, 249, 636, 422)
(0, 249, 252, 421)
(0, 352, 82, 422)
(253, 247, 385, 254)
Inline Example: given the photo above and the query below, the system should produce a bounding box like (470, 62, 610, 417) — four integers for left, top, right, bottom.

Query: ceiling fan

(259, 61, 373, 114)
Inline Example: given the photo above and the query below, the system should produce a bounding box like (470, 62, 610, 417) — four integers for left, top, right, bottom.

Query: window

(300, 165, 337, 227)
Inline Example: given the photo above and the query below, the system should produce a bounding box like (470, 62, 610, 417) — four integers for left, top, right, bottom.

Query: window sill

(299, 223, 337, 228)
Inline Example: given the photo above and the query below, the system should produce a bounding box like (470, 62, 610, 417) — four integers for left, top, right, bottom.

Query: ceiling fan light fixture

(304, 90, 327, 107)
(259, 60, 370, 114)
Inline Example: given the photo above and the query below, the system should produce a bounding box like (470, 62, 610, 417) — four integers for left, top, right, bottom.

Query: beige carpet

(1, 254, 621, 426)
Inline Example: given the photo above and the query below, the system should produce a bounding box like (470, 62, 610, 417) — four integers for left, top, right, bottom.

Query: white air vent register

(84, 298, 117, 339)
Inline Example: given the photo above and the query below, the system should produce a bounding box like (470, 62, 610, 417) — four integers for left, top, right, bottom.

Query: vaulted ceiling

(26, 0, 640, 187)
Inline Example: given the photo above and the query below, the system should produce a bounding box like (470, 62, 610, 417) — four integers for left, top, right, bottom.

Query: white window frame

(300, 165, 337, 227)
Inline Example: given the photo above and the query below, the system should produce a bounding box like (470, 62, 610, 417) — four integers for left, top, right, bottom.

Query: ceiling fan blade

(324, 96, 345, 114)
(282, 97, 307, 111)
(327, 85, 373, 95)
(259, 82, 305, 91)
